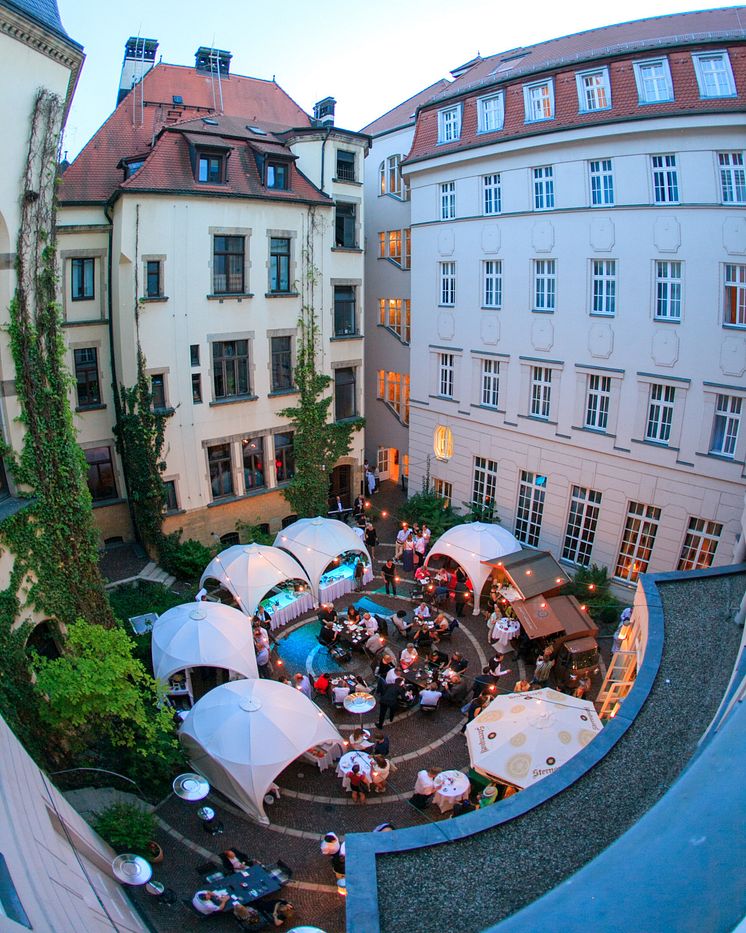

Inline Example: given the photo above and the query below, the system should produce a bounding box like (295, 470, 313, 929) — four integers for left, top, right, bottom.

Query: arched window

(379, 155, 405, 198)
(433, 425, 453, 461)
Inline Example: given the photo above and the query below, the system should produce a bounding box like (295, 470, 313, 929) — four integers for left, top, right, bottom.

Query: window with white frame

(433, 478, 453, 506)
(591, 259, 616, 316)
(723, 264, 746, 327)
(378, 370, 410, 424)
(530, 366, 552, 419)
(472, 456, 498, 511)
(438, 353, 455, 398)
(533, 259, 556, 311)
(533, 165, 555, 210)
(633, 58, 674, 103)
(515, 470, 547, 547)
(562, 486, 602, 566)
(655, 260, 682, 321)
(403, 228, 411, 269)
(692, 51, 736, 99)
(437, 106, 462, 143)
(652, 154, 679, 204)
(718, 152, 746, 204)
(379, 154, 404, 197)
(477, 92, 505, 133)
(576, 67, 611, 111)
(388, 229, 402, 264)
(524, 79, 554, 122)
(589, 158, 614, 206)
(480, 358, 500, 408)
(615, 501, 660, 582)
(483, 173, 501, 215)
(434, 425, 454, 460)
(439, 261, 456, 306)
(378, 298, 411, 343)
(440, 181, 456, 220)
(677, 517, 722, 571)
(483, 260, 503, 308)
(645, 383, 675, 443)
(710, 394, 742, 457)
(585, 374, 611, 431)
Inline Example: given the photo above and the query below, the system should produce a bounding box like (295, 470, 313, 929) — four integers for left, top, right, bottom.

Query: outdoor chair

(182, 899, 209, 920)
(420, 698, 440, 714)
(195, 862, 224, 881)
(267, 859, 293, 884)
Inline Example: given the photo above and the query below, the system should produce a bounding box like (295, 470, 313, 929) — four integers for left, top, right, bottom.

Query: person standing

(364, 522, 378, 560)
(409, 768, 439, 810)
(377, 678, 405, 728)
(394, 524, 408, 562)
(402, 531, 415, 574)
(454, 579, 469, 617)
(354, 557, 365, 591)
(531, 649, 555, 686)
(255, 641, 273, 679)
(382, 558, 396, 596)
(366, 469, 376, 497)
(293, 673, 312, 699)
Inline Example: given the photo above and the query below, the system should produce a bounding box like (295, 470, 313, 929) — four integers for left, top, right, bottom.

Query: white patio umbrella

(425, 522, 521, 615)
(466, 687, 603, 789)
(274, 516, 371, 600)
(199, 543, 311, 616)
(151, 602, 258, 684)
(179, 679, 343, 824)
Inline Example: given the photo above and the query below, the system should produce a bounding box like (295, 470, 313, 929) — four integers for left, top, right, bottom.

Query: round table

(344, 691, 376, 726)
(490, 616, 520, 654)
(432, 770, 471, 813)
(336, 750, 374, 790)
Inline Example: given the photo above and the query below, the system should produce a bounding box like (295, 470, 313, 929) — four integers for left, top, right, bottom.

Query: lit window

(589, 158, 614, 206)
(434, 426, 454, 460)
(678, 517, 722, 571)
(480, 358, 500, 408)
(718, 152, 746, 204)
(723, 264, 746, 327)
(388, 229, 402, 264)
(515, 471, 547, 547)
(591, 259, 616, 316)
(692, 51, 736, 98)
(438, 353, 455, 398)
(585, 374, 611, 431)
(645, 384, 675, 444)
(403, 228, 411, 270)
(530, 366, 552, 420)
(652, 154, 679, 204)
(483, 173, 501, 215)
(562, 486, 602, 566)
(477, 92, 505, 133)
(433, 478, 453, 507)
(533, 259, 556, 312)
(440, 182, 455, 220)
(439, 261, 456, 306)
(710, 394, 741, 457)
(633, 58, 673, 104)
(533, 166, 554, 210)
(379, 298, 410, 343)
(576, 68, 611, 112)
(274, 432, 294, 482)
(437, 106, 462, 143)
(615, 501, 660, 582)
(655, 261, 682, 321)
(483, 260, 503, 309)
(523, 79, 554, 122)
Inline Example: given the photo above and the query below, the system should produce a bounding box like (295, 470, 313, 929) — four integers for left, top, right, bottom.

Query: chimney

(195, 47, 232, 76)
(117, 37, 158, 106)
(313, 97, 336, 127)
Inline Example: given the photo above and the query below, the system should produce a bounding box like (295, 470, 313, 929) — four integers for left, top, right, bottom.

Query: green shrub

(236, 520, 274, 546)
(160, 532, 214, 582)
(560, 564, 623, 627)
(93, 802, 155, 854)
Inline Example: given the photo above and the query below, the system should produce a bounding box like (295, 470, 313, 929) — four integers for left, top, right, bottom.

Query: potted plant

(93, 802, 161, 861)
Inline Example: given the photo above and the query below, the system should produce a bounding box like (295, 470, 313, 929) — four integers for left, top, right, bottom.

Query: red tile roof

(60, 63, 313, 204)
(360, 79, 451, 137)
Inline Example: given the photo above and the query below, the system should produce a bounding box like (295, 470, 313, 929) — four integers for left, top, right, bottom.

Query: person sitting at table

(258, 899, 295, 928)
(220, 848, 253, 872)
(390, 609, 411, 640)
(430, 613, 450, 643)
(365, 631, 385, 655)
(400, 643, 418, 670)
(445, 674, 469, 706)
(233, 904, 265, 929)
(313, 672, 331, 695)
(410, 767, 439, 810)
(318, 604, 337, 624)
(426, 648, 448, 671)
(413, 564, 430, 586)
(412, 624, 432, 653)
(371, 754, 391, 793)
(332, 682, 350, 706)
(419, 682, 442, 709)
(362, 612, 379, 635)
(349, 727, 371, 750)
(347, 763, 370, 804)
(346, 604, 360, 624)
(318, 620, 337, 648)
(192, 890, 230, 914)
(447, 652, 469, 675)
(255, 604, 273, 628)
(385, 664, 403, 685)
(414, 601, 430, 621)
(372, 729, 390, 756)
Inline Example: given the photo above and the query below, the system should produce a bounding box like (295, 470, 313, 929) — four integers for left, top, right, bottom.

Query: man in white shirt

(192, 891, 229, 914)
(419, 683, 442, 709)
(385, 665, 403, 685)
(394, 524, 409, 561)
(332, 683, 350, 705)
(410, 768, 439, 810)
(362, 612, 379, 635)
(400, 644, 418, 669)
(294, 673, 312, 699)
(414, 602, 431, 621)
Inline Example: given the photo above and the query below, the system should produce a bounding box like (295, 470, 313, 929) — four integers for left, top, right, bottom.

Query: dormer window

(198, 153, 225, 183)
(124, 159, 144, 178)
(267, 162, 289, 190)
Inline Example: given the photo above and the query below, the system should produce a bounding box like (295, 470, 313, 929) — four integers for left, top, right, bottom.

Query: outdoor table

(432, 770, 471, 813)
(302, 742, 343, 771)
(343, 691, 376, 725)
(319, 563, 373, 603)
(206, 865, 282, 905)
(336, 750, 374, 790)
(491, 616, 520, 653)
(260, 590, 314, 630)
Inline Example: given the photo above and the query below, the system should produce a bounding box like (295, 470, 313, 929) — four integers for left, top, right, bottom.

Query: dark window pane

(0, 458, 9, 500)
(269, 238, 290, 292)
(199, 154, 223, 183)
(190, 344, 200, 366)
(151, 374, 166, 410)
(333, 286, 356, 336)
(74, 347, 100, 407)
(242, 436, 266, 489)
(164, 480, 178, 511)
(267, 163, 288, 189)
(212, 339, 250, 399)
(275, 432, 294, 482)
(71, 258, 95, 300)
(212, 236, 245, 294)
(335, 203, 356, 248)
(145, 260, 161, 297)
(336, 150, 355, 181)
(271, 336, 292, 391)
(208, 443, 233, 498)
(192, 373, 202, 403)
(334, 367, 356, 420)
(85, 446, 117, 500)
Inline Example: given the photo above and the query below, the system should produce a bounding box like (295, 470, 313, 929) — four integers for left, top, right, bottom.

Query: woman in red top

(348, 764, 370, 804)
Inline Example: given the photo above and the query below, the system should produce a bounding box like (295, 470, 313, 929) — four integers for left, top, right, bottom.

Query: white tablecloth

(432, 770, 471, 813)
(336, 751, 373, 790)
(264, 591, 314, 630)
(319, 566, 373, 603)
(302, 742, 343, 772)
(490, 616, 520, 653)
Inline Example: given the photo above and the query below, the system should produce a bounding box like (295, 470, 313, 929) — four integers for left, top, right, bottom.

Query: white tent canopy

(199, 543, 311, 616)
(151, 603, 258, 684)
(274, 516, 371, 600)
(465, 687, 603, 789)
(179, 679, 343, 824)
(425, 522, 521, 615)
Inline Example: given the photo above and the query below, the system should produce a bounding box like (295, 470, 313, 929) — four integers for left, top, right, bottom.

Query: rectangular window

(677, 517, 722, 571)
(269, 237, 290, 292)
(388, 229, 402, 264)
(692, 51, 736, 98)
(576, 68, 611, 111)
(585, 374, 611, 431)
(191, 372, 202, 403)
(333, 285, 356, 336)
(334, 367, 357, 420)
(378, 231, 386, 258)
(164, 479, 178, 511)
(533, 166, 555, 210)
(645, 383, 675, 443)
(242, 436, 266, 490)
(483, 173, 501, 215)
(634, 58, 674, 103)
(480, 358, 500, 408)
(379, 298, 410, 343)
(212, 235, 245, 294)
(591, 259, 616, 315)
(336, 150, 356, 182)
(483, 260, 503, 308)
(472, 456, 498, 511)
(533, 259, 556, 311)
(439, 261, 456, 306)
(562, 486, 602, 566)
(477, 92, 505, 133)
(524, 80, 554, 122)
(274, 432, 294, 482)
(652, 154, 679, 204)
(151, 373, 166, 411)
(530, 366, 552, 419)
(380, 154, 402, 196)
(212, 339, 250, 400)
(440, 182, 456, 220)
(403, 228, 411, 269)
(719, 152, 746, 204)
(438, 353, 455, 398)
(198, 153, 224, 183)
(85, 446, 117, 501)
(433, 478, 453, 506)
(208, 443, 233, 499)
(655, 260, 682, 321)
(190, 344, 200, 366)
(615, 501, 660, 582)
(377, 369, 385, 398)
(724, 264, 746, 326)
(74, 347, 100, 407)
(710, 394, 742, 457)
(71, 257, 95, 301)
(437, 106, 461, 143)
(145, 260, 162, 298)
(335, 202, 357, 248)
(266, 162, 288, 189)
(589, 158, 614, 206)
(515, 470, 547, 547)
(270, 336, 293, 391)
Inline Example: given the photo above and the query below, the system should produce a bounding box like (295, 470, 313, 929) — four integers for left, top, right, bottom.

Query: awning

(483, 549, 569, 600)
(511, 596, 565, 639)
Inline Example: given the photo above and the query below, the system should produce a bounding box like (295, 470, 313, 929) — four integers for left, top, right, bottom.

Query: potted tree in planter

(93, 802, 163, 863)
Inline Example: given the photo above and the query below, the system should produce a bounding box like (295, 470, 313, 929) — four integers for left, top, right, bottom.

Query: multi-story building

(361, 80, 448, 487)
(403, 8, 746, 589)
(59, 43, 368, 546)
